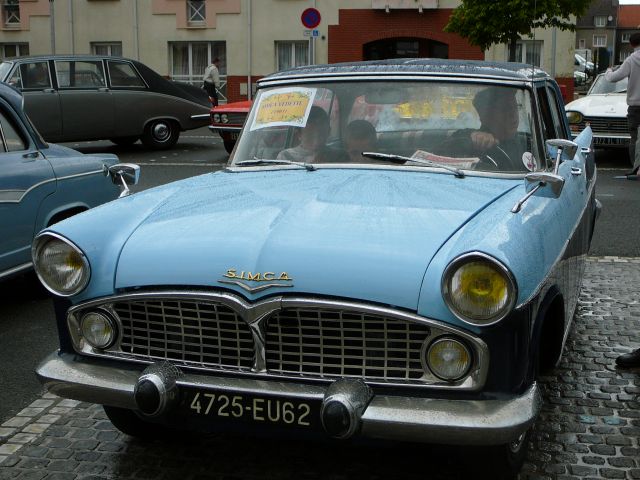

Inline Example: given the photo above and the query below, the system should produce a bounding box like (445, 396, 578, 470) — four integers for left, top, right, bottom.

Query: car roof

(1, 54, 141, 66)
(260, 58, 550, 84)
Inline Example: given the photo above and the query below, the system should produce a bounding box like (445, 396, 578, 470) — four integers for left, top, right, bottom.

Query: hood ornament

(218, 268, 294, 293)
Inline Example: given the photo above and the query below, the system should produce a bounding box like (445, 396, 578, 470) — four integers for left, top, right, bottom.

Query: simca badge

(218, 268, 294, 293)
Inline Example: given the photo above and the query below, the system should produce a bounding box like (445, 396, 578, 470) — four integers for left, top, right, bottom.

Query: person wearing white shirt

(203, 58, 220, 106)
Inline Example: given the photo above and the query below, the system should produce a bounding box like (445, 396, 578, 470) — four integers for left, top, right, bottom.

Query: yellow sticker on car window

(250, 87, 317, 131)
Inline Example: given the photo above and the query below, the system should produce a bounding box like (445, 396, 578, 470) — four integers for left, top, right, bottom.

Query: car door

(0, 98, 55, 276)
(6, 60, 63, 141)
(54, 59, 114, 141)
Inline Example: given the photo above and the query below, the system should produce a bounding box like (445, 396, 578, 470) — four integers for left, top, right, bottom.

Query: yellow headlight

(566, 111, 583, 124)
(443, 256, 516, 325)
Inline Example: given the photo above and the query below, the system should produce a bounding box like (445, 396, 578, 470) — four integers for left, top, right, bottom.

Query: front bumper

(37, 351, 541, 446)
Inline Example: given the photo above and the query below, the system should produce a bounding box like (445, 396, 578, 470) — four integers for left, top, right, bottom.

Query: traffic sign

(301, 8, 321, 29)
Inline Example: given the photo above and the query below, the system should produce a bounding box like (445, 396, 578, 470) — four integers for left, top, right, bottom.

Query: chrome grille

(113, 300, 254, 370)
(225, 113, 247, 125)
(265, 307, 431, 382)
(581, 116, 629, 134)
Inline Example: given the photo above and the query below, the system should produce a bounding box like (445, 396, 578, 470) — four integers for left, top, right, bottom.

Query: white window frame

(169, 41, 227, 99)
(91, 42, 123, 57)
(3, 0, 20, 27)
(0, 43, 28, 59)
(508, 40, 543, 68)
(187, 0, 206, 24)
(620, 50, 631, 62)
(579, 39, 586, 49)
(593, 35, 607, 47)
(594, 16, 607, 27)
(275, 41, 309, 71)
(622, 32, 631, 43)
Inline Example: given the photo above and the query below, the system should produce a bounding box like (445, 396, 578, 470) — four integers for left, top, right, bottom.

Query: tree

(444, 0, 592, 62)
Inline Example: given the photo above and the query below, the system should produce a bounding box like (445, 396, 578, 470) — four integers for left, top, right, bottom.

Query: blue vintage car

(0, 81, 140, 281)
(34, 60, 599, 477)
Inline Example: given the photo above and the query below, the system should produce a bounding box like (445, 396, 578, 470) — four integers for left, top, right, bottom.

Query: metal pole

(133, 0, 140, 60)
(49, 0, 56, 54)
(247, 0, 252, 100)
(68, 0, 74, 54)
(550, 27, 557, 77)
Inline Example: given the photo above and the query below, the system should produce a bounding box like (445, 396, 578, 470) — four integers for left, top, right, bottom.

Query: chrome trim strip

(0, 169, 105, 204)
(0, 262, 32, 280)
(36, 351, 539, 445)
(66, 291, 490, 391)
(218, 279, 293, 293)
(208, 126, 242, 133)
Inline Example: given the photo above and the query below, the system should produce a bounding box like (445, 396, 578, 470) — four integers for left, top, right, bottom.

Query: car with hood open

(0, 55, 211, 150)
(34, 59, 599, 477)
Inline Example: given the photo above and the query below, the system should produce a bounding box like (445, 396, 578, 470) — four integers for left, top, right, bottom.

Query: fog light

(213, 113, 221, 123)
(80, 311, 116, 349)
(426, 337, 472, 381)
(221, 114, 229, 124)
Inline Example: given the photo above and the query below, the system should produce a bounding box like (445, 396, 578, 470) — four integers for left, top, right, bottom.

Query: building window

(2, 0, 20, 27)
(594, 16, 607, 27)
(187, 0, 206, 24)
(276, 41, 309, 71)
(0, 43, 28, 59)
(593, 35, 607, 47)
(512, 40, 543, 68)
(622, 33, 631, 43)
(91, 42, 123, 57)
(169, 41, 226, 96)
(579, 39, 586, 49)
(620, 50, 631, 62)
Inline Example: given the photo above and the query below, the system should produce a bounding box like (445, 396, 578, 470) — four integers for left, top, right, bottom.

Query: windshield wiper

(234, 158, 316, 171)
(614, 89, 627, 93)
(361, 151, 465, 178)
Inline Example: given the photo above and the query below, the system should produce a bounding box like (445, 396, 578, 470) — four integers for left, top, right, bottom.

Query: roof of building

(261, 58, 550, 83)
(618, 5, 640, 28)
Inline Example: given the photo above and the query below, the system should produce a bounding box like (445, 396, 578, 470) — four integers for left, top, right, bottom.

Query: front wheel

(480, 429, 531, 479)
(103, 406, 179, 441)
(141, 120, 180, 150)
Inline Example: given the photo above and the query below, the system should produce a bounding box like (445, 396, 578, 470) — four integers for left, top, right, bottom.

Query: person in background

(277, 106, 332, 163)
(203, 58, 221, 106)
(605, 32, 640, 178)
(344, 120, 377, 162)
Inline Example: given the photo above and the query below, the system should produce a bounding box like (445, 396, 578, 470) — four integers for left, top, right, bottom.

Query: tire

(110, 136, 139, 146)
(223, 139, 235, 154)
(480, 428, 531, 479)
(103, 405, 178, 441)
(141, 119, 180, 150)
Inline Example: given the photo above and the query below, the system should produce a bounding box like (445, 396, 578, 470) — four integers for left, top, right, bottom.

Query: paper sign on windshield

(250, 87, 317, 131)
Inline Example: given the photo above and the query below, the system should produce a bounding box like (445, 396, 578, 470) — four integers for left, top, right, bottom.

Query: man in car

(605, 32, 640, 179)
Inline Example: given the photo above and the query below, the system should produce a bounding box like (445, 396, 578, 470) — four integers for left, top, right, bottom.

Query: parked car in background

(574, 70, 588, 86)
(565, 73, 629, 150)
(0, 55, 211, 150)
(0, 82, 138, 281)
(575, 53, 594, 75)
(35, 59, 598, 478)
(208, 100, 251, 153)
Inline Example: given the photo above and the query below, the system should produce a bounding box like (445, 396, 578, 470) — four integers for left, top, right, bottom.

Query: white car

(565, 73, 629, 148)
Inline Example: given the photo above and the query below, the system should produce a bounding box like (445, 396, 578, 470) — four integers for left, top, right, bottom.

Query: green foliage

(444, 0, 592, 51)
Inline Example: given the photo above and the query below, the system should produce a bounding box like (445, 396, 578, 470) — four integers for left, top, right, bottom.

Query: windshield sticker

(522, 152, 536, 171)
(409, 150, 480, 170)
(250, 87, 317, 131)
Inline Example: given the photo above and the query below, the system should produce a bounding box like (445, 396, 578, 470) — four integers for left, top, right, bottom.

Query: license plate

(594, 136, 628, 146)
(229, 132, 239, 140)
(182, 389, 321, 429)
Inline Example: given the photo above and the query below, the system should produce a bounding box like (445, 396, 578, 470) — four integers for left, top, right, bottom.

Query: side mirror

(546, 139, 578, 174)
(511, 172, 565, 213)
(109, 163, 140, 198)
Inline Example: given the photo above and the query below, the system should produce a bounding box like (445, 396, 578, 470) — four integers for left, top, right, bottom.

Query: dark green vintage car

(0, 55, 211, 150)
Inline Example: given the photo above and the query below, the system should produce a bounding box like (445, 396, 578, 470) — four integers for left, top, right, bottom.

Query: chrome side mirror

(511, 172, 565, 213)
(109, 163, 140, 198)
(546, 139, 578, 174)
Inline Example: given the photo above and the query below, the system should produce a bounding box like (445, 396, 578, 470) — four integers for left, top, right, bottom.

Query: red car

(209, 100, 252, 153)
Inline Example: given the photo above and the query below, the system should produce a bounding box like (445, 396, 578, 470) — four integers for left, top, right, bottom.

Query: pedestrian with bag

(605, 32, 640, 179)
(203, 58, 220, 106)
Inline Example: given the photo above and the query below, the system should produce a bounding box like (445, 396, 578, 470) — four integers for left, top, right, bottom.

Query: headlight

(221, 114, 229, 124)
(566, 111, 583, 124)
(80, 310, 116, 349)
(32, 233, 90, 296)
(212, 113, 221, 123)
(425, 337, 472, 381)
(442, 253, 516, 325)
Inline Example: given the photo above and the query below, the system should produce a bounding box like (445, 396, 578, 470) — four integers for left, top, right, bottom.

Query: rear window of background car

(107, 61, 145, 87)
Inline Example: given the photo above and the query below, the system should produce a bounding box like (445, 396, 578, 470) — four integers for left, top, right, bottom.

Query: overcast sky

(619, 0, 640, 4)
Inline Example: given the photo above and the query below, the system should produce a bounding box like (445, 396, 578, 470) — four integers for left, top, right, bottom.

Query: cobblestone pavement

(0, 258, 638, 480)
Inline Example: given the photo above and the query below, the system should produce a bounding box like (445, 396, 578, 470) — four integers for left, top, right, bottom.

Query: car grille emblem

(218, 268, 294, 293)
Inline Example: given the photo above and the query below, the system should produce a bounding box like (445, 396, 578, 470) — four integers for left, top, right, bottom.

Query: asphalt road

(0, 129, 638, 426)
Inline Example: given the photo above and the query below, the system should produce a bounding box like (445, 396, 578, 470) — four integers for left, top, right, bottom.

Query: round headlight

(566, 111, 583, 124)
(442, 254, 516, 325)
(213, 113, 221, 123)
(221, 114, 229, 124)
(80, 310, 116, 349)
(32, 234, 90, 296)
(426, 337, 472, 381)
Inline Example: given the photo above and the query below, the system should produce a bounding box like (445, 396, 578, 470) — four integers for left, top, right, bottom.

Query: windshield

(590, 74, 628, 94)
(231, 81, 541, 174)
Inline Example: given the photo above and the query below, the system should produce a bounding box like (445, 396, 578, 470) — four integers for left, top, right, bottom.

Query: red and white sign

(301, 8, 321, 29)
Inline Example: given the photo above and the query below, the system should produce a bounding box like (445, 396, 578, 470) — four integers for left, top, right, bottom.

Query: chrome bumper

(36, 351, 541, 446)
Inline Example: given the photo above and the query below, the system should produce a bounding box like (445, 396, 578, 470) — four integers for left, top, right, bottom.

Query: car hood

(565, 94, 627, 116)
(110, 169, 518, 309)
